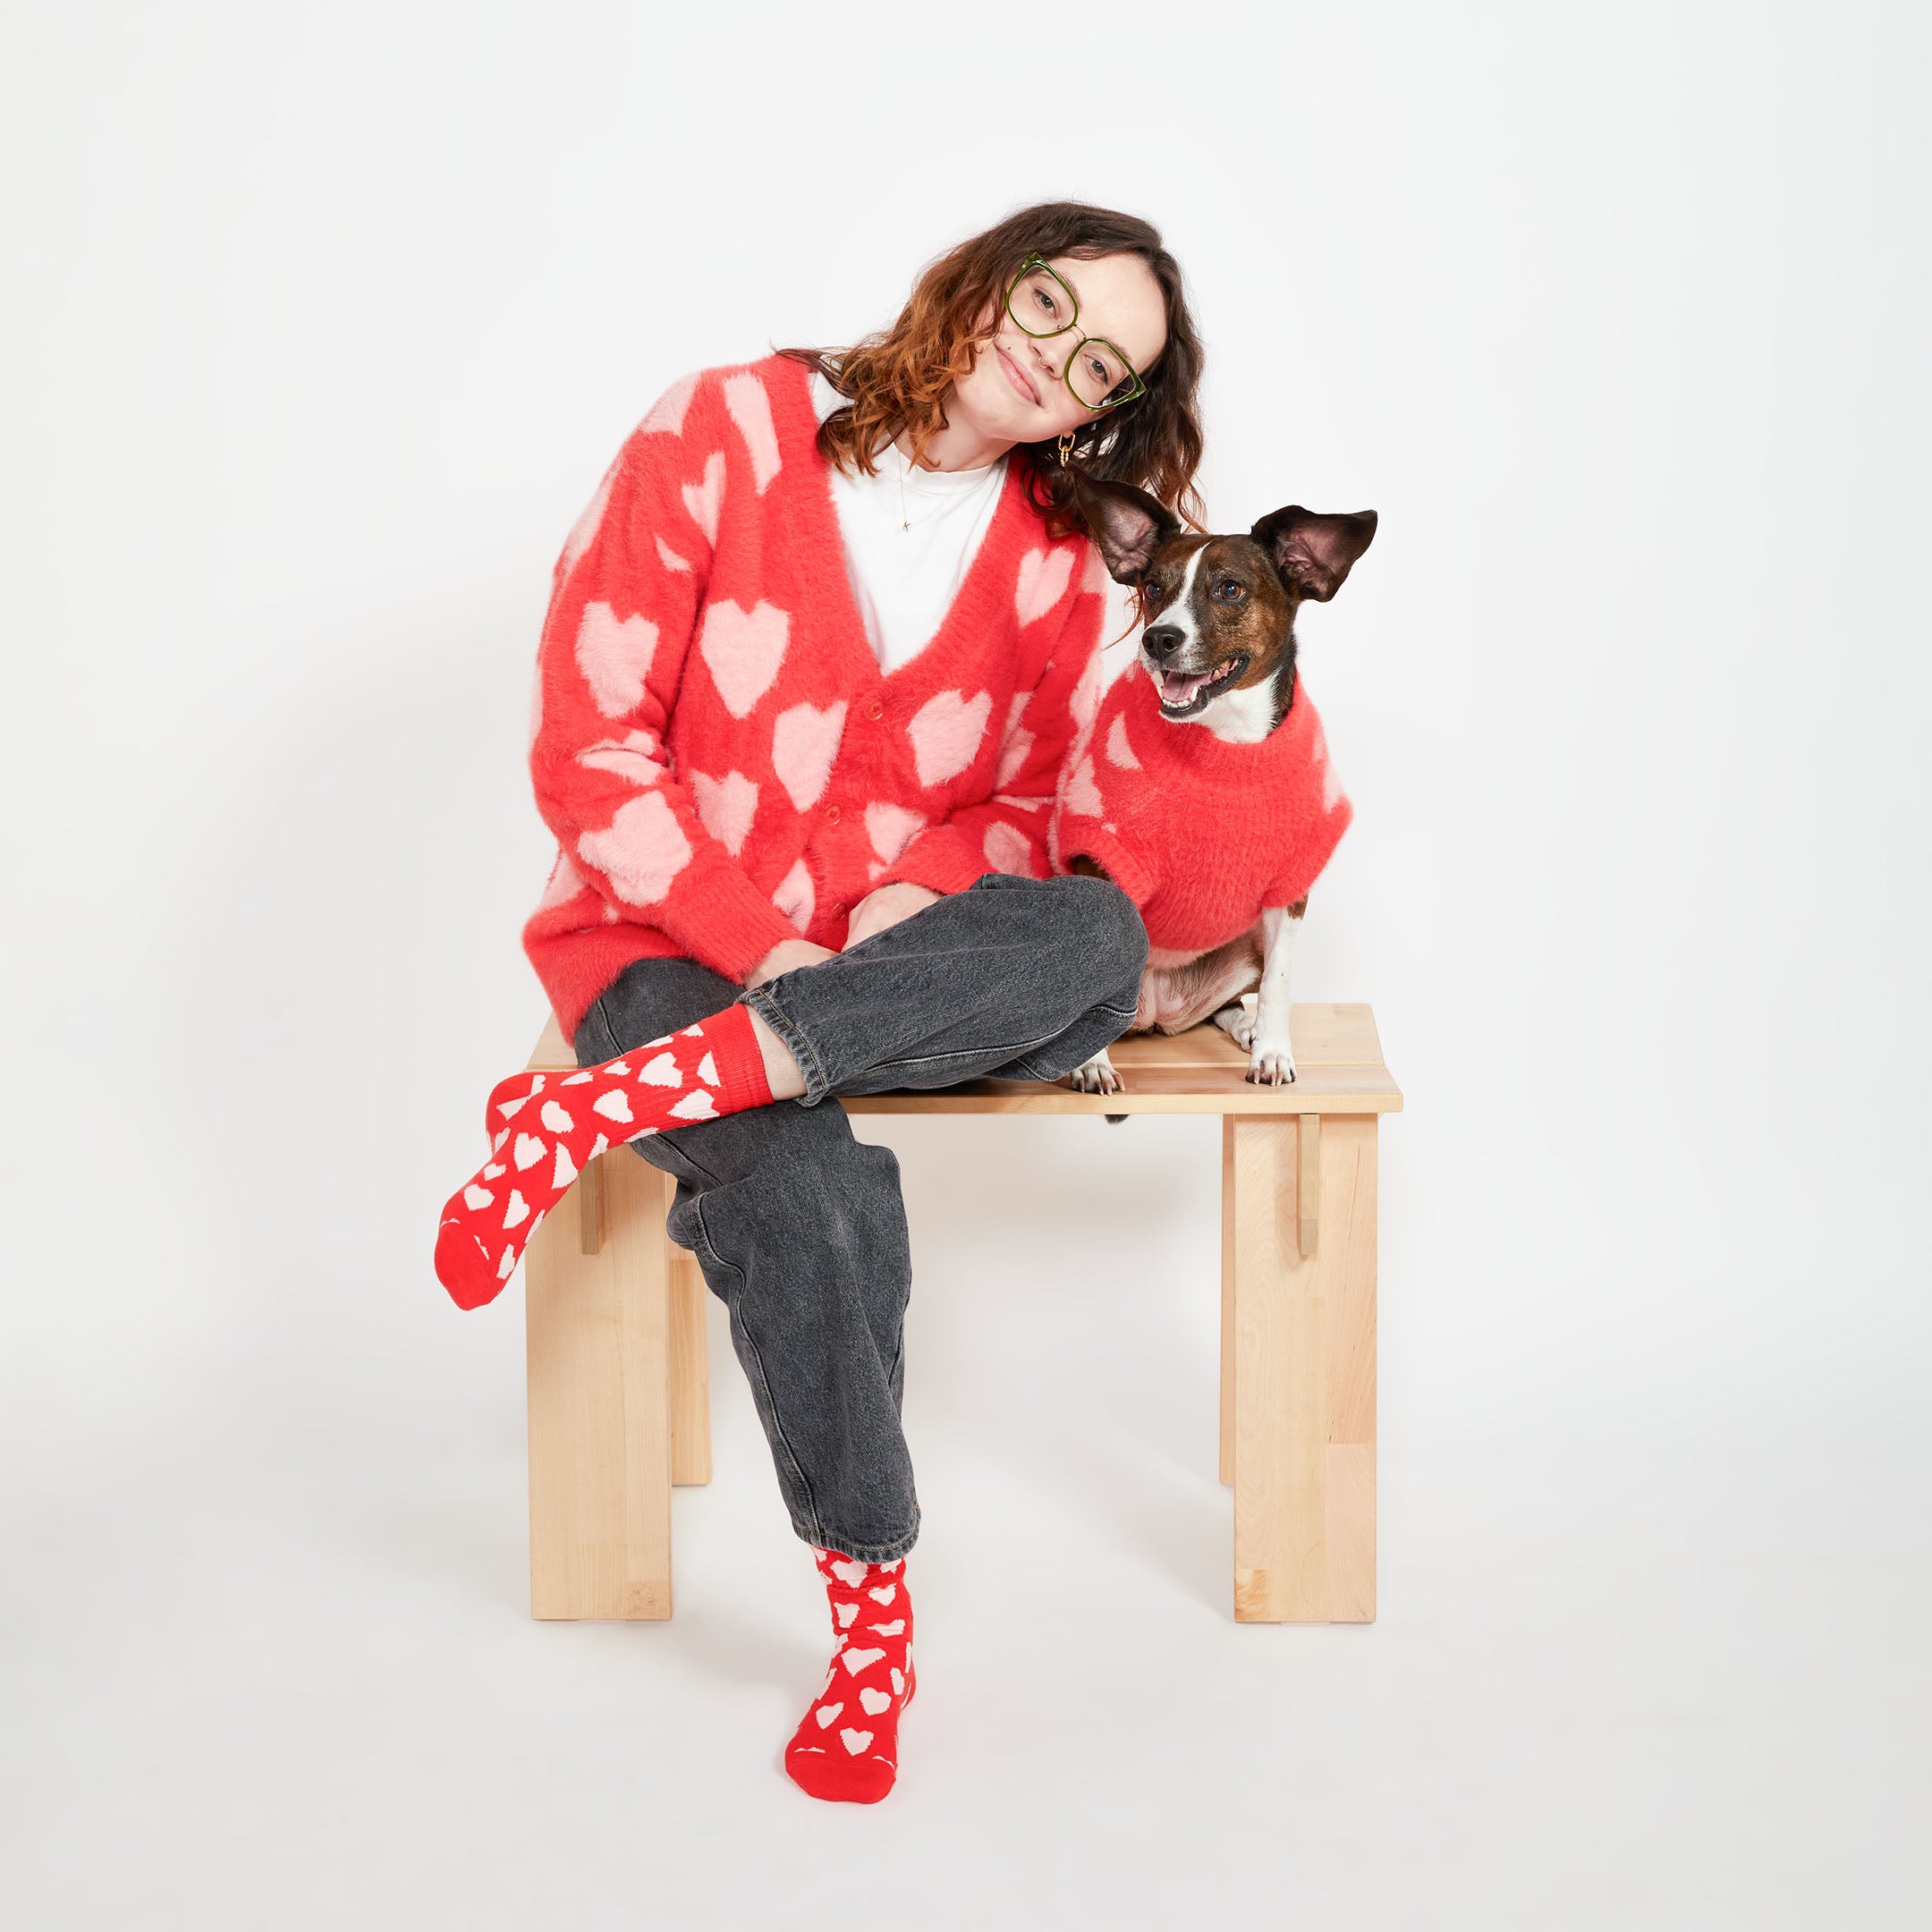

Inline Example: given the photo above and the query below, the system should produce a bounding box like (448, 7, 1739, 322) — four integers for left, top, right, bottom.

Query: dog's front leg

(1244, 900, 1304, 1084)
(1068, 1047, 1123, 1094)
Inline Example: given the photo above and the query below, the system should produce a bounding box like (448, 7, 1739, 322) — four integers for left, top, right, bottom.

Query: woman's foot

(433, 1004, 771, 1309)
(784, 1546, 915, 1804)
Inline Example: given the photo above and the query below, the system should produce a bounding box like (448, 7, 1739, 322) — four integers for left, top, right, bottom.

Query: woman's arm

(530, 374, 801, 986)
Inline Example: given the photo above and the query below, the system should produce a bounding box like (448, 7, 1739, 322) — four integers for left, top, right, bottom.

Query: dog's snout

(1143, 625, 1183, 664)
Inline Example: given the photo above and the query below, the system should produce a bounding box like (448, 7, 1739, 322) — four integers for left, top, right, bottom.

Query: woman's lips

(996, 344, 1042, 407)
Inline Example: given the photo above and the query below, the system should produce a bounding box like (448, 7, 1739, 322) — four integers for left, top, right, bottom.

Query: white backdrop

(4, 2, 1928, 1925)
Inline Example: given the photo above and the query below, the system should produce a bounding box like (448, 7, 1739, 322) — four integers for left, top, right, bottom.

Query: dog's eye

(1213, 580, 1247, 602)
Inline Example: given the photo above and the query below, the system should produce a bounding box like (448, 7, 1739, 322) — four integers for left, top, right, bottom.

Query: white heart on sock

(890, 1667, 904, 1697)
(504, 1191, 530, 1230)
(496, 1092, 533, 1120)
(606, 1061, 630, 1076)
(561, 1072, 592, 1086)
(513, 1133, 546, 1170)
(667, 1089, 716, 1122)
(552, 1144, 579, 1191)
(637, 1052, 682, 1087)
(839, 1729, 873, 1756)
(462, 1184, 494, 1211)
(592, 1089, 633, 1123)
(491, 1130, 509, 1154)
(867, 1585, 895, 1605)
(539, 1101, 573, 1133)
(869, 1620, 904, 1636)
(830, 1559, 869, 1588)
(814, 1703, 842, 1729)
(834, 1603, 858, 1628)
(482, 1163, 506, 1179)
(496, 1246, 517, 1280)
(879, 1558, 902, 1572)
(840, 1648, 885, 1677)
(860, 1688, 891, 1716)
(697, 1052, 718, 1086)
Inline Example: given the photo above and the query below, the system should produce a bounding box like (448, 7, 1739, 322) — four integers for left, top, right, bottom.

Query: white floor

(5, 1112, 1927, 1930)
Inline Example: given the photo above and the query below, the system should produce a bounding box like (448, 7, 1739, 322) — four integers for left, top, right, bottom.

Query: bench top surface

(528, 1002, 1400, 1116)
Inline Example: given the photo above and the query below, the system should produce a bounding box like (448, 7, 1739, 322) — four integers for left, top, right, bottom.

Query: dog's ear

(1073, 477, 1182, 585)
(1250, 507, 1378, 603)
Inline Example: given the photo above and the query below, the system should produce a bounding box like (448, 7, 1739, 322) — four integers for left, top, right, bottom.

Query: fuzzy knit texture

(1050, 665, 1354, 958)
(522, 352, 1111, 1043)
(432, 1004, 771, 1309)
(784, 1546, 915, 1805)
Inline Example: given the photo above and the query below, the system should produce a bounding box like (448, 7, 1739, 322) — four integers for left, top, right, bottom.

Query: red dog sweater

(1050, 666, 1353, 958)
(522, 353, 1109, 1041)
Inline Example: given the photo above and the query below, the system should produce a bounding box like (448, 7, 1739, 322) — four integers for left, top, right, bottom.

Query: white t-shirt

(809, 369, 1008, 675)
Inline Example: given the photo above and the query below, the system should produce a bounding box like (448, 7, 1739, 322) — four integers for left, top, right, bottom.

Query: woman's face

(948, 250, 1168, 449)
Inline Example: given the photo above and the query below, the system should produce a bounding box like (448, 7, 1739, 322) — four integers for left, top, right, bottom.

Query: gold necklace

(894, 438, 948, 533)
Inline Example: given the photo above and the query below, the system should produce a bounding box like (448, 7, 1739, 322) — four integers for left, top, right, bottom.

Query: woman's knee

(1046, 871, 1148, 998)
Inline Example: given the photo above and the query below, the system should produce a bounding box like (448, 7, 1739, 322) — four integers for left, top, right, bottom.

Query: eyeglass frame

(1002, 255, 1150, 413)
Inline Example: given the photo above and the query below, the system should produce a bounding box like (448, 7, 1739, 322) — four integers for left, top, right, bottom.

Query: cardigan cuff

(875, 825, 998, 898)
(651, 857, 803, 986)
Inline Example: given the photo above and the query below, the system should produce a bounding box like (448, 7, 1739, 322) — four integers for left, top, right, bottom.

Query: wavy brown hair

(777, 200, 1206, 533)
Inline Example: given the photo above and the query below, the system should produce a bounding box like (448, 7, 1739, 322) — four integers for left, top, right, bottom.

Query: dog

(1049, 478, 1377, 1091)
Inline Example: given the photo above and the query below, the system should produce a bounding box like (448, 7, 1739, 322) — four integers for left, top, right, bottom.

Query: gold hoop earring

(1055, 433, 1075, 467)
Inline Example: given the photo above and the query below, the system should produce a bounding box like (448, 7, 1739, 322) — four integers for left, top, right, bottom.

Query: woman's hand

(843, 882, 941, 950)
(745, 937, 837, 987)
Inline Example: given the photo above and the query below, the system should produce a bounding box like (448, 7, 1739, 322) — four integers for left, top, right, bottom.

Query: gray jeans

(572, 871, 1147, 1561)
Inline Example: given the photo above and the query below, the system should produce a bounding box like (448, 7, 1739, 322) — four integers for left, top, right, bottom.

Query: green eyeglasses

(1004, 255, 1149, 413)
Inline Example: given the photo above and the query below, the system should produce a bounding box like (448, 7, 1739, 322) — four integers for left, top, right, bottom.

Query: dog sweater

(523, 352, 1110, 1042)
(1050, 665, 1353, 958)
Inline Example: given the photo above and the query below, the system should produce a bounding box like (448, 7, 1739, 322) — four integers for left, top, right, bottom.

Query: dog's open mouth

(1152, 651, 1249, 716)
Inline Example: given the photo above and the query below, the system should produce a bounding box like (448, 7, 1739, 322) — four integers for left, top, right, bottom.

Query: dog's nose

(1143, 625, 1183, 663)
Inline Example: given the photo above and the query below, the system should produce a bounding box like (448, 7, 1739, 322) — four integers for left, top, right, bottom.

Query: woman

(437, 201, 1206, 1802)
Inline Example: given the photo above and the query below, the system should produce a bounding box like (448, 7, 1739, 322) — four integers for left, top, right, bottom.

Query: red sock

(434, 1002, 772, 1309)
(784, 1546, 916, 1805)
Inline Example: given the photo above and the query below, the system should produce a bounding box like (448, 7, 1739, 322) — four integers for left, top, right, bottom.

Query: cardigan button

(864, 697, 885, 721)
(824, 804, 841, 826)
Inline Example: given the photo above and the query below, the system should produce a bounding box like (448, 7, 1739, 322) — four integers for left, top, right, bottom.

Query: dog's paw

(1245, 1046, 1298, 1086)
(1068, 1052, 1123, 1095)
(1214, 1005, 1256, 1051)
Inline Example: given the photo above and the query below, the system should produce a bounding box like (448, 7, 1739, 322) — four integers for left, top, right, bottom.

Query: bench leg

(663, 1173, 713, 1487)
(525, 1151, 674, 1620)
(1220, 1115, 1235, 1486)
(1229, 1114, 1378, 1623)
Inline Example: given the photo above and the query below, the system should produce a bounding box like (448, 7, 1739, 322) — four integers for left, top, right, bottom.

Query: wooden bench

(521, 1003, 1402, 1623)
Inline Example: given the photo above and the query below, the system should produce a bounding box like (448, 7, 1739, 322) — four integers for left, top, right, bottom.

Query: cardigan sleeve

(874, 538, 1109, 895)
(529, 374, 800, 984)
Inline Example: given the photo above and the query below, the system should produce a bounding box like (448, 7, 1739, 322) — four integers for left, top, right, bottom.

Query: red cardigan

(1050, 666, 1353, 960)
(522, 353, 1108, 1041)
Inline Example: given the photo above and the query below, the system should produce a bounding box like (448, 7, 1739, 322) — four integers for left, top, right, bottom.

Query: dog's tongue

(1162, 667, 1211, 706)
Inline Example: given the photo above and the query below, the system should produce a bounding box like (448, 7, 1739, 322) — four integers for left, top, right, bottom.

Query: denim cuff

(740, 982, 834, 1106)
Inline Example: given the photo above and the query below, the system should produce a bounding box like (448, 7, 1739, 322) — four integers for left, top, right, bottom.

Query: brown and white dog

(1058, 478, 1377, 1091)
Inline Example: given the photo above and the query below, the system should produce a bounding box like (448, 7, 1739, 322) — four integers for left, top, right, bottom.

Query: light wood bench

(521, 1004, 1402, 1623)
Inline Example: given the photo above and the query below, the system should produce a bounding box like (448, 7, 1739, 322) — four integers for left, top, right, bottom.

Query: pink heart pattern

(698, 598, 790, 719)
(906, 689, 992, 788)
(771, 699, 848, 810)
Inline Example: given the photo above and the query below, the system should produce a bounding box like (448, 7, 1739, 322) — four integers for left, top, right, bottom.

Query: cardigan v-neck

(522, 352, 1110, 1039)
(806, 367, 1009, 676)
